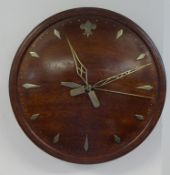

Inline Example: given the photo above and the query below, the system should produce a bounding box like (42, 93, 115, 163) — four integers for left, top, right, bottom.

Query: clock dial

(9, 8, 166, 164)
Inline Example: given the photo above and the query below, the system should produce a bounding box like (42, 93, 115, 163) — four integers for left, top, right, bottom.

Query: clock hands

(62, 83, 100, 108)
(60, 82, 82, 89)
(61, 82, 86, 96)
(94, 87, 152, 99)
(64, 38, 152, 108)
(66, 38, 89, 86)
(61, 82, 152, 99)
(62, 84, 100, 108)
(70, 86, 85, 96)
(93, 63, 152, 88)
(87, 90, 100, 108)
(66, 38, 100, 108)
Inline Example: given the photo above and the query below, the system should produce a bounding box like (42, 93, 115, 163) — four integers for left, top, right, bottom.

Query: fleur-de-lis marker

(80, 20, 96, 38)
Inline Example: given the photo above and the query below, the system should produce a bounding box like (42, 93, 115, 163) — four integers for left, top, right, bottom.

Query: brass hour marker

(135, 114, 144, 121)
(136, 53, 146, 60)
(31, 114, 40, 121)
(22, 83, 40, 89)
(137, 85, 153, 91)
(116, 29, 123, 39)
(53, 134, 60, 144)
(54, 29, 61, 39)
(84, 135, 89, 152)
(29, 51, 40, 58)
(114, 135, 121, 144)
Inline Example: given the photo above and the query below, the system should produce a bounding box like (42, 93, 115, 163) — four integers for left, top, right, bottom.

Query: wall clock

(9, 8, 166, 164)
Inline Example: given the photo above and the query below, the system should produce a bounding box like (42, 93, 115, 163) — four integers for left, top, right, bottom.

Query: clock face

(9, 8, 166, 164)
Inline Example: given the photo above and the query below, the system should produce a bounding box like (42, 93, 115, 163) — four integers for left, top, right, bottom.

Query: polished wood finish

(9, 8, 166, 164)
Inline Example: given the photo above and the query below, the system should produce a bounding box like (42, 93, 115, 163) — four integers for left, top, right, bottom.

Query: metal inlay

(137, 85, 153, 91)
(80, 20, 96, 37)
(22, 83, 40, 89)
(84, 135, 89, 152)
(29, 51, 40, 58)
(114, 135, 121, 144)
(54, 29, 61, 39)
(136, 53, 146, 60)
(53, 134, 60, 144)
(116, 29, 123, 39)
(135, 114, 144, 121)
(31, 114, 40, 121)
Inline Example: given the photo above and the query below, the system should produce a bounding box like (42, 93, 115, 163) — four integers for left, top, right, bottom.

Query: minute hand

(93, 63, 152, 88)
(67, 38, 88, 85)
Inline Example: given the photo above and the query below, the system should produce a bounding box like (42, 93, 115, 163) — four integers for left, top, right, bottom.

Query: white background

(0, 0, 169, 174)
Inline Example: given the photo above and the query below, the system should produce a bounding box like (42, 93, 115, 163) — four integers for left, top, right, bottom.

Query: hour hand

(60, 82, 82, 89)
(70, 86, 86, 96)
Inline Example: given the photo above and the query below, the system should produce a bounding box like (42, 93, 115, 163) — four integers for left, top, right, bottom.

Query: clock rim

(9, 7, 166, 164)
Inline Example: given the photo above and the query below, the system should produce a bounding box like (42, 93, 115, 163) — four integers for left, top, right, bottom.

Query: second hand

(94, 87, 152, 99)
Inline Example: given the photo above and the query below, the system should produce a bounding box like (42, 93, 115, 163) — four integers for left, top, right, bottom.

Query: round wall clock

(9, 8, 166, 164)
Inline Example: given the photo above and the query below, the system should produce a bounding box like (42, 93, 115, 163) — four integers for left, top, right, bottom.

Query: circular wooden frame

(9, 7, 166, 164)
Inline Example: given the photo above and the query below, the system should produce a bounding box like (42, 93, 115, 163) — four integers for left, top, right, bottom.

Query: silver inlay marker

(22, 83, 40, 89)
(53, 134, 60, 144)
(116, 29, 123, 39)
(137, 85, 153, 91)
(114, 135, 121, 144)
(84, 135, 89, 152)
(29, 52, 40, 58)
(54, 29, 61, 39)
(80, 20, 96, 38)
(135, 114, 144, 121)
(136, 53, 146, 60)
(31, 114, 40, 121)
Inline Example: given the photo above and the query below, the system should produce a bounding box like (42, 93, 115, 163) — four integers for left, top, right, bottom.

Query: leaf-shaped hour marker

(31, 114, 40, 121)
(116, 29, 123, 39)
(84, 135, 89, 152)
(29, 52, 40, 58)
(22, 83, 40, 89)
(137, 85, 153, 91)
(136, 53, 146, 60)
(54, 29, 61, 39)
(114, 135, 121, 144)
(135, 114, 144, 121)
(53, 134, 60, 144)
